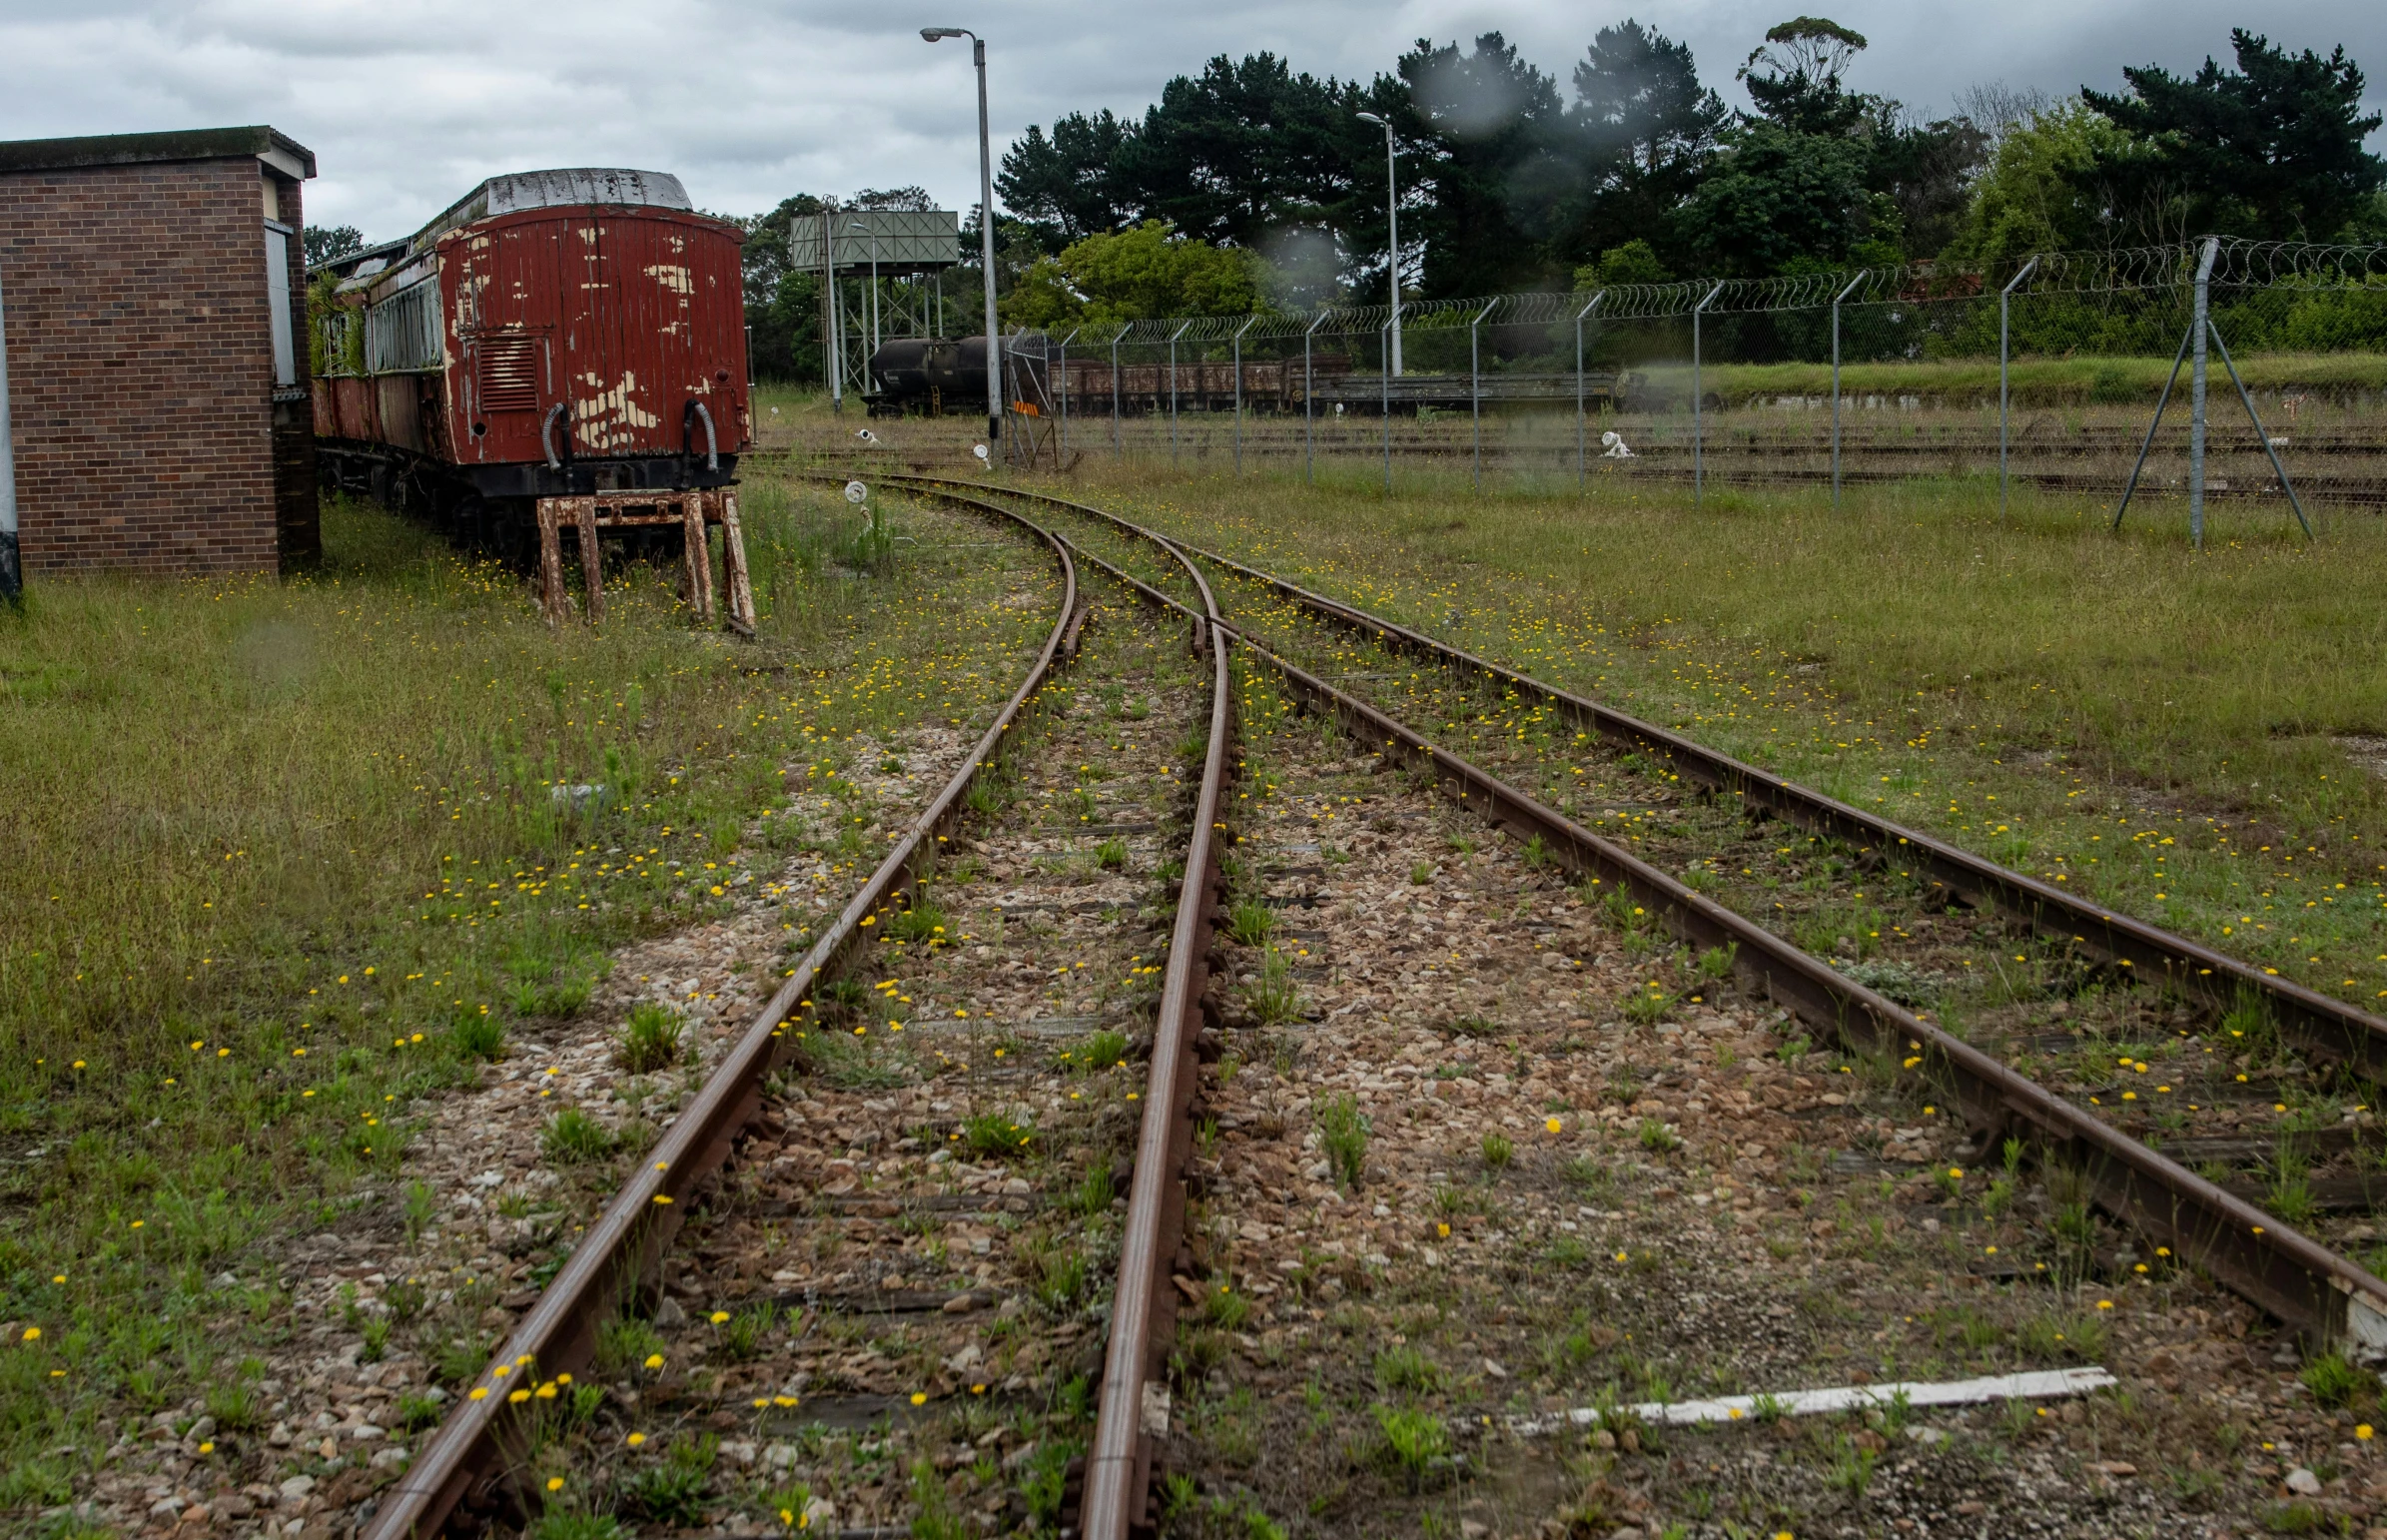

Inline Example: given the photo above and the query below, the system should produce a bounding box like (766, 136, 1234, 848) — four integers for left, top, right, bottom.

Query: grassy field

(0, 474, 1051, 1507)
(1687, 352, 2387, 407)
(925, 454, 2387, 1010)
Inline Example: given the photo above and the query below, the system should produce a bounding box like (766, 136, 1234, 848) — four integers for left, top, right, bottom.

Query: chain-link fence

(1000, 238, 2387, 534)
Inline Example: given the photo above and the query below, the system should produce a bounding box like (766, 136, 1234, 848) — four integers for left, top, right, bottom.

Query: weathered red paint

(312, 202, 749, 475)
(440, 207, 750, 466)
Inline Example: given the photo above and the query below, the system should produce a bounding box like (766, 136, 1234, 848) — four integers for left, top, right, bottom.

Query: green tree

(1867, 106, 1988, 260)
(1381, 32, 1576, 297)
(1738, 17, 1874, 136)
(1571, 239, 1673, 291)
(1946, 102, 2132, 264)
(1119, 54, 1361, 250)
(1002, 222, 1262, 328)
(304, 225, 365, 269)
(2078, 29, 2386, 242)
(1563, 19, 1727, 269)
(1675, 122, 1890, 275)
(998, 111, 1139, 250)
(739, 195, 826, 383)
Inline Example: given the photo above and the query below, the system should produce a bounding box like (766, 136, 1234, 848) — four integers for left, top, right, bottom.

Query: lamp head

(1356, 111, 1387, 128)
(921, 26, 965, 40)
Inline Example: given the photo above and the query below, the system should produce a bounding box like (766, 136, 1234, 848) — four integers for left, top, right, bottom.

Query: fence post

(1574, 292, 1604, 494)
(1169, 322, 1190, 462)
(1236, 316, 1258, 476)
(1304, 314, 1324, 486)
(1057, 327, 1079, 460)
(2189, 236, 2217, 549)
(1830, 272, 1863, 509)
(1693, 283, 1723, 507)
(2206, 320, 2314, 539)
(2110, 321, 2195, 535)
(1998, 256, 2039, 523)
(1111, 333, 1122, 459)
(1470, 300, 1494, 492)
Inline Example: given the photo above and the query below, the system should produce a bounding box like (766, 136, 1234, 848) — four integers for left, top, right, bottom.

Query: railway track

(370, 488, 1248, 1540)
(364, 499, 1100, 1535)
(883, 474, 2387, 1351)
(758, 448, 2384, 512)
(372, 472, 2387, 1539)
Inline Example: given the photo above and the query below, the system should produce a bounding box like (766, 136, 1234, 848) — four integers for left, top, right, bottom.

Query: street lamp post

(923, 27, 1003, 445)
(822, 198, 842, 413)
(1355, 111, 1401, 377)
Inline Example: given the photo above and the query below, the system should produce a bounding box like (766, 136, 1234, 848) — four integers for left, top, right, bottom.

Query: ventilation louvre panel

(475, 336, 542, 412)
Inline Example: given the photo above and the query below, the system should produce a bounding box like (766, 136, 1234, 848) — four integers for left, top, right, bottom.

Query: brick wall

(0, 156, 318, 575)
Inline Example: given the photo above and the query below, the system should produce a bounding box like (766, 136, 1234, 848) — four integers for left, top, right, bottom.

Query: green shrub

(1624, 987, 1674, 1026)
(529, 1512, 625, 1540)
(594, 1313, 666, 1376)
(886, 901, 946, 944)
(716, 1302, 779, 1361)
(961, 1112, 1037, 1158)
(619, 1436, 715, 1526)
(1374, 1346, 1442, 1394)
(450, 1009, 506, 1062)
(1372, 1404, 1448, 1486)
(1073, 1030, 1130, 1072)
(1243, 948, 1304, 1025)
(542, 1108, 616, 1163)
(617, 1003, 684, 1073)
(1315, 1095, 1368, 1188)
(2303, 1351, 2373, 1409)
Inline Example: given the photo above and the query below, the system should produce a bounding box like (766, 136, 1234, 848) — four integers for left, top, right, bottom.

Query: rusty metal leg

(534, 498, 567, 627)
(718, 491, 756, 636)
(677, 495, 714, 623)
(692, 495, 717, 624)
(573, 497, 604, 624)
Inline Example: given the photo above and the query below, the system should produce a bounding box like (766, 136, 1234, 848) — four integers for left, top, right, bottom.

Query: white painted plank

(1523, 1366, 2116, 1435)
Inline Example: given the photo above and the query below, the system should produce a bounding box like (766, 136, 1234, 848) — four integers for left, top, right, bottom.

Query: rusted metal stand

(533, 488, 755, 632)
(677, 495, 716, 623)
(719, 492, 755, 633)
(535, 498, 569, 623)
(573, 499, 604, 623)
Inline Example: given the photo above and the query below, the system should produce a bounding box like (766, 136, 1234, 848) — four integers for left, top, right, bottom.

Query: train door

(450, 220, 564, 466)
(574, 214, 744, 462)
(558, 213, 667, 460)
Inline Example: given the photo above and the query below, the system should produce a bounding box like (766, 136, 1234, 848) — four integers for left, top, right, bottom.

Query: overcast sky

(1, 0, 2381, 242)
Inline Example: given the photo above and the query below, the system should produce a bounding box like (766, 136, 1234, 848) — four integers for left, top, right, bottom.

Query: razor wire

(1051, 238, 2387, 347)
(984, 234, 2387, 532)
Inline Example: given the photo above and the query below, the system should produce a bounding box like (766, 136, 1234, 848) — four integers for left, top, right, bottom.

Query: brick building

(0, 126, 320, 575)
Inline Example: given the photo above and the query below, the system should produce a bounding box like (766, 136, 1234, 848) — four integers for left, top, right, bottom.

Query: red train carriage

(315, 168, 754, 626)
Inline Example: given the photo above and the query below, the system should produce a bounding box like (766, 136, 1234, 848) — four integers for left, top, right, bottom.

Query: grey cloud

(0, 0, 2378, 239)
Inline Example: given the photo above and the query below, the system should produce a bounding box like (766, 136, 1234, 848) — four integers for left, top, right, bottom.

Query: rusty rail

(880, 474, 2387, 1356)
(365, 506, 1082, 1540)
(1234, 629, 2387, 1348)
(882, 473, 2387, 1084)
(875, 479, 1233, 1540)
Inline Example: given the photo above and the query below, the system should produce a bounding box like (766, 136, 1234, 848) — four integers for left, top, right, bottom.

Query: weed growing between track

(0, 477, 1052, 1500)
(986, 460, 2387, 1010)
